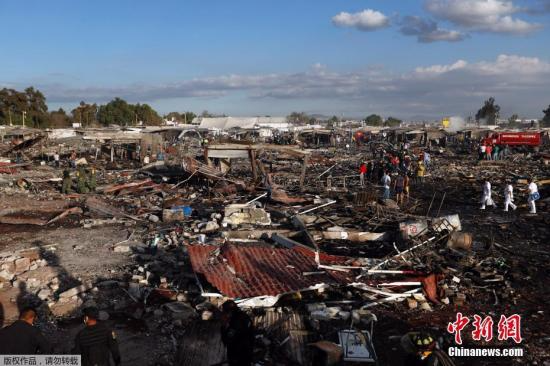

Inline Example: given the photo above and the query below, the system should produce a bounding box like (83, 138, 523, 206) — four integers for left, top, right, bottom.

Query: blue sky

(1, 0, 549, 119)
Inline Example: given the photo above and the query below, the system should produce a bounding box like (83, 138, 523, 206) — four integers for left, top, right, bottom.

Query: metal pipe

(297, 200, 336, 215)
(246, 192, 268, 205)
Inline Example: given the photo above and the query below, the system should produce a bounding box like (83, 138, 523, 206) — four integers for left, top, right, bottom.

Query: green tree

(508, 114, 519, 124)
(327, 115, 339, 128)
(542, 105, 550, 127)
(49, 108, 72, 128)
(71, 101, 98, 127)
(384, 117, 402, 127)
(287, 112, 311, 125)
(96, 98, 164, 126)
(165, 111, 197, 124)
(0, 87, 50, 127)
(184, 112, 197, 124)
(165, 112, 182, 121)
(97, 98, 136, 126)
(0, 88, 18, 125)
(476, 97, 500, 125)
(365, 114, 383, 126)
(24, 87, 49, 127)
(134, 103, 162, 126)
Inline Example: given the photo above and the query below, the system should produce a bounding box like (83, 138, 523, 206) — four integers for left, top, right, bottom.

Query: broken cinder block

(222, 204, 271, 226)
(59, 283, 93, 299)
(14, 257, 31, 274)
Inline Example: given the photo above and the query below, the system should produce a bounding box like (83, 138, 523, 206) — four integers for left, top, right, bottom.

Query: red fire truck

(482, 131, 541, 148)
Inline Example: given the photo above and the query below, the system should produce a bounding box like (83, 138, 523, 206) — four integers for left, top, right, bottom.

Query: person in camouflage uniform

(77, 166, 89, 194)
(87, 167, 97, 192)
(61, 170, 73, 194)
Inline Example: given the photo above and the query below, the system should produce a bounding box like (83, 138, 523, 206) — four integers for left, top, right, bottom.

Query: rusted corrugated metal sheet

(187, 244, 351, 298)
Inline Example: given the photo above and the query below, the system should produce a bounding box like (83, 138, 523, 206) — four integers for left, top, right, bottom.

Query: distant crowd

(358, 146, 431, 206)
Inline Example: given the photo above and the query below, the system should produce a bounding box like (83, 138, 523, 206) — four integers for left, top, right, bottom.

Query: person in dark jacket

(220, 300, 254, 366)
(73, 307, 120, 366)
(0, 307, 51, 354)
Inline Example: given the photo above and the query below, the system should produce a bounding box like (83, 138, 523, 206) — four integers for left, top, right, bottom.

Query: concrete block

(0, 270, 14, 281)
(37, 288, 52, 300)
(59, 283, 93, 298)
(14, 257, 31, 274)
(113, 245, 131, 253)
(1, 261, 15, 274)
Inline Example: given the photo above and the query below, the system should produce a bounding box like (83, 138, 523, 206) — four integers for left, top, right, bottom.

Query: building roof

(1, 127, 43, 136)
(197, 117, 287, 130)
(187, 244, 351, 298)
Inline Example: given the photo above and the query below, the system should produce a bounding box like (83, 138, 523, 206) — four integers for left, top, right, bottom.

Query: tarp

(198, 117, 288, 131)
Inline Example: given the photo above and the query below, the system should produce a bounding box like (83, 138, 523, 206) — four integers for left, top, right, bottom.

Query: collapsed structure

(0, 122, 549, 365)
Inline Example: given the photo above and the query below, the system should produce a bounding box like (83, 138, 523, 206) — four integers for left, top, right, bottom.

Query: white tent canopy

(196, 117, 288, 131)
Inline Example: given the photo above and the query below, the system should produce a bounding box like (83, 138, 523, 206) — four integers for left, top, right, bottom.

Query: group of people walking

(358, 149, 431, 205)
(480, 178, 539, 214)
(358, 147, 541, 215)
(61, 166, 97, 194)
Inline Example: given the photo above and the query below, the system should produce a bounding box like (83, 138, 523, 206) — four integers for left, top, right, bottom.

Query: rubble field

(1, 126, 549, 366)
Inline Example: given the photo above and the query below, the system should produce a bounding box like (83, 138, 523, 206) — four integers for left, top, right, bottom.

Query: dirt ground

(0, 223, 166, 366)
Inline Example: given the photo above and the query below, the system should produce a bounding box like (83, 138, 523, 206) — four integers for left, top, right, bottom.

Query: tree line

(475, 97, 550, 127)
(1, 87, 548, 129)
(0, 87, 196, 128)
(360, 98, 550, 128)
(286, 112, 404, 127)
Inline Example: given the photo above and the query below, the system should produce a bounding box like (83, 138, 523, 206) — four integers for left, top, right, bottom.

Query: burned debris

(0, 123, 549, 365)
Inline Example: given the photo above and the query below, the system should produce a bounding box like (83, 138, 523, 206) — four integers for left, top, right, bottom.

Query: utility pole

(22, 111, 26, 127)
(8, 109, 12, 126)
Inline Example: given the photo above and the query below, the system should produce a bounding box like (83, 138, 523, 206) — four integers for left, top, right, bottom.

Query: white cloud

(413, 54, 550, 76)
(400, 16, 467, 42)
(425, 0, 542, 34)
(415, 60, 468, 74)
(475, 54, 550, 74)
(12, 54, 550, 119)
(332, 9, 390, 31)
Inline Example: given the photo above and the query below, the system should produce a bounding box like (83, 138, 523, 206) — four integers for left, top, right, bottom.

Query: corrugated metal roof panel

(187, 244, 351, 298)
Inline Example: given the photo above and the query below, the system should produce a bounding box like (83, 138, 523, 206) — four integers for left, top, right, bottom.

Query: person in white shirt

(53, 152, 60, 168)
(527, 179, 539, 214)
(480, 180, 495, 209)
(423, 152, 431, 170)
(381, 171, 391, 199)
(479, 145, 486, 160)
(503, 183, 517, 212)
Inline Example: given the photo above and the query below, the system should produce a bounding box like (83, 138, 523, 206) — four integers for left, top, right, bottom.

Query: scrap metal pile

(0, 127, 549, 365)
